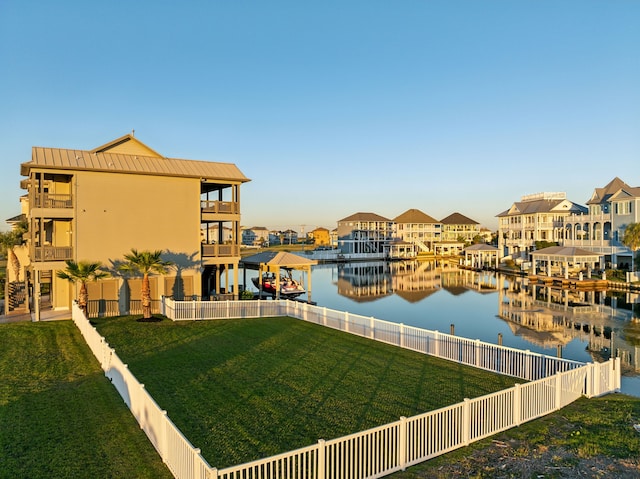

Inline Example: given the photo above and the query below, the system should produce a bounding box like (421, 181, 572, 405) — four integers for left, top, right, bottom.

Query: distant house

(202, 224, 233, 244)
(281, 229, 299, 244)
(440, 212, 480, 243)
(393, 208, 441, 253)
(497, 192, 587, 262)
(309, 227, 331, 246)
(241, 226, 269, 246)
(562, 177, 639, 269)
(337, 212, 394, 255)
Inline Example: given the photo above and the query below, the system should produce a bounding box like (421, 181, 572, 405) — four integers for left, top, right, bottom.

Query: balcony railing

(200, 200, 238, 214)
(34, 193, 73, 209)
(34, 246, 73, 261)
(201, 244, 240, 257)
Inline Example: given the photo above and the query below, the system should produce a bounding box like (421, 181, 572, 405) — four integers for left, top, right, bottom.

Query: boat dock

(528, 274, 608, 290)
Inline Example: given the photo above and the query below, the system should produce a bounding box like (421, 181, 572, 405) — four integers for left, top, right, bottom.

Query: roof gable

(338, 212, 392, 222)
(394, 208, 439, 224)
(91, 134, 164, 158)
(587, 177, 631, 205)
(441, 212, 478, 225)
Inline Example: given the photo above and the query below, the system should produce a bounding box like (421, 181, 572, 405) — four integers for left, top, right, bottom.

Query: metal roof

(240, 251, 318, 268)
(530, 246, 602, 259)
(20, 134, 250, 183)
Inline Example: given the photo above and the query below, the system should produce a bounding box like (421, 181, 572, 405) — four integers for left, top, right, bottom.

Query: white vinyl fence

(73, 299, 621, 479)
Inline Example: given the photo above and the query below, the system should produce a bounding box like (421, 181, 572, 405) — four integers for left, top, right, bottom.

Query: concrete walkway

(0, 308, 72, 324)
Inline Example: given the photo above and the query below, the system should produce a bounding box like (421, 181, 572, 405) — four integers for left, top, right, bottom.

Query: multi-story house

(497, 192, 587, 261)
(309, 227, 331, 246)
(563, 177, 639, 269)
(440, 212, 481, 243)
(337, 212, 394, 256)
(241, 226, 269, 246)
(14, 133, 249, 319)
(393, 209, 441, 253)
(282, 229, 299, 244)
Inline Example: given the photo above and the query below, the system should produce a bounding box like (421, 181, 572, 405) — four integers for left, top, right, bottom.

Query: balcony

(202, 244, 240, 258)
(33, 246, 73, 262)
(34, 193, 73, 209)
(201, 200, 238, 214)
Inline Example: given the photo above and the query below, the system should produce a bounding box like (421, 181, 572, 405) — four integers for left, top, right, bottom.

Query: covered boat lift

(463, 243, 500, 270)
(530, 246, 604, 279)
(240, 251, 318, 302)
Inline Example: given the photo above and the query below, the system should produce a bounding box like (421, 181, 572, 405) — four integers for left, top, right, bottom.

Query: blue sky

(1, 1, 638, 233)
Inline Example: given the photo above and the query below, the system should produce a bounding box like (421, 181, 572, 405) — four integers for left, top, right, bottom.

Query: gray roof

(530, 246, 602, 258)
(463, 244, 498, 252)
(496, 199, 587, 217)
(586, 177, 631, 205)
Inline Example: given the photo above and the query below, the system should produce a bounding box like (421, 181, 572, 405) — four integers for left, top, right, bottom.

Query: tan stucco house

(14, 133, 250, 319)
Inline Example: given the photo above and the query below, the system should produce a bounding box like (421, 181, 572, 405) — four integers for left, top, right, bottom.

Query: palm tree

(56, 260, 110, 316)
(118, 249, 173, 319)
(621, 222, 640, 271)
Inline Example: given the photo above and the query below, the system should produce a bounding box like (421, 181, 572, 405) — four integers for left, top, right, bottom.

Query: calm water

(283, 260, 640, 397)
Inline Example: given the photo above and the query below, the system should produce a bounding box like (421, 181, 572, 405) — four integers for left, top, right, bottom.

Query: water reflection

(314, 260, 640, 396)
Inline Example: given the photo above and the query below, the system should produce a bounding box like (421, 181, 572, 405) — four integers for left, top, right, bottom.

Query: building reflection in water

(333, 259, 640, 375)
(499, 276, 640, 375)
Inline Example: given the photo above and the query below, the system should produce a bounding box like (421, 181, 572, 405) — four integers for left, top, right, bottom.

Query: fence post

(323, 307, 327, 327)
(615, 357, 621, 392)
(513, 384, 521, 426)
(194, 448, 201, 479)
(475, 339, 481, 368)
(161, 410, 169, 464)
(400, 323, 405, 348)
(317, 439, 326, 479)
(434, 331, 439, 358)
(370, 317, 375, 339)
(463, 399, 471, 446)
(555, 373, 562, 410)
(399, 416, 407, 470)
(586, 363, 593, 398)
(345, 312, 349, 333)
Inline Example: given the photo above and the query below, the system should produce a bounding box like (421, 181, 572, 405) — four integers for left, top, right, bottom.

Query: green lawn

(93, 315, 520, 468)
(0, 321, 173, 479)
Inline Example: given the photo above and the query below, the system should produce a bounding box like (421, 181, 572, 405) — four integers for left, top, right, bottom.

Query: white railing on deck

(73, 299, 621, 479)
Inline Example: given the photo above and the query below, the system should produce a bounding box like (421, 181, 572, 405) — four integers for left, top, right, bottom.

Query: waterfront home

(393, 208, 441, 253)
(337, 212, 394, 257)
(9, 133, 249, 319)
(562, 177, 639, 269)
(440, 212, 481, 243)
(497, 192, 587, 262)
(241, 226, 269, 246)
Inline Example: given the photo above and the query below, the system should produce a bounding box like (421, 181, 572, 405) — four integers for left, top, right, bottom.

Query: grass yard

(0, 321, 173, 479)
(93, 315, 520, 469)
